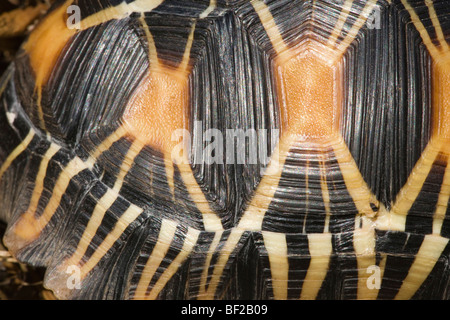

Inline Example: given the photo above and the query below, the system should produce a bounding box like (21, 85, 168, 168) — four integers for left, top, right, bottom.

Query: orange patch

(122, 65, 189, 152)
(274, 42, 340, 139)
(11, 212, 40, 243)
(23, 0, 76, 89)
(433, 59, 450, 139)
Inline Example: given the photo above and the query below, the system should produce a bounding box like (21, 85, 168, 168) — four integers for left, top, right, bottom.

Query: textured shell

(0, 0, 450, 300)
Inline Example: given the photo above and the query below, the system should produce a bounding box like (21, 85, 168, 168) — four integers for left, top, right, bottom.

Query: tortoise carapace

(0, 0, 450, 299)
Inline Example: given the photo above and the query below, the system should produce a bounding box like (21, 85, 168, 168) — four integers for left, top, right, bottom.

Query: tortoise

(0, 0, 449, 300)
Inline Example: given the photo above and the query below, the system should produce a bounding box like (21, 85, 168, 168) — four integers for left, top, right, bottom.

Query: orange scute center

(122, 66, 189, 151)
(274, 42, 340, 139)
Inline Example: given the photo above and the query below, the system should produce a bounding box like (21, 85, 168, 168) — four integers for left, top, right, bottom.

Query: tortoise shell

(0, 0, 450, 300)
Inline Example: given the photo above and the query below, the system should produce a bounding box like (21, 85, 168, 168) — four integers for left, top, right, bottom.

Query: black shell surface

(0, 0, 450, 300)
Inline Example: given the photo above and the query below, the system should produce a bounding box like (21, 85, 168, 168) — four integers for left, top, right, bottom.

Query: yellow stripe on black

(250, 0, 289, 56)
(15, 142, 61, 240)
(80, 0, 165, 30)
(379, 0, 450, 234)
(300, 233, 332, 300)
(395, 235, 449, 300)
(197, 231, 223, 299)
(425, 0, 449, 53)
(332, 136, 380, 218)
(201, 228, 246, 299)
(80, 203, 144, 278)
(0, 130, 35, 182)
(319, 154, 331, 233)
(401, 0, 441, 59)
(433, 161, 450, 234)
(145, 227, 200, 299)
(199, 0, 216, 19)
(64, 138, 145, 275)
(6, 155, 87, 247)
(85, 125, 128, 169)
(134, 219, 178, 299)
(326, 0, 353, 49)
(334, 0, 379, 57)
(262, 231, 288, 300)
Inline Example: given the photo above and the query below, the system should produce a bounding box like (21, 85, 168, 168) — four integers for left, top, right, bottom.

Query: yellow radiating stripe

(67, 139, 145, 270)
(250, 0, 289, 57)
(139, 14, 160, 71)
(25, 143, 61, 217)
(335, 0, 379, 58)
(319, 154, 331, 233)
(146, 227, 200, 299)
(70, 188, 118, 260)
(179, 22, 196, 73)
(164, 153, 176, 197)
(199, 0, 216, 18)
(395, 234, 449, 300)
(134, 219, 178, 299)
(332, 135, 379, 218)
(300, 233, 332, 300)
(85, 125, 128, 169)
(262, 231, 288, 300)
(176, 160, 224, 232)
(238, 135, 295, 231)
(36, 89, 46, 131)
(353, 220, 378, 300)
(0, 130, 34, 181)
(203, 228, 245, 299)
(433, 158, 450, 235)
(401, 0, 441, 60)
(326, 0, 354, 48)
(80, 203, 143, 278)
(198, 231, 223, 299)
(11, 155, 87, 243)
(425, 0, 450, 53)
(386, 140, 442, 231)
(80, 0, 164, 30)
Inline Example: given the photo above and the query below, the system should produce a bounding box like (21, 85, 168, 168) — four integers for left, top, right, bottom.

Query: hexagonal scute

(0, 0, 450, 300)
